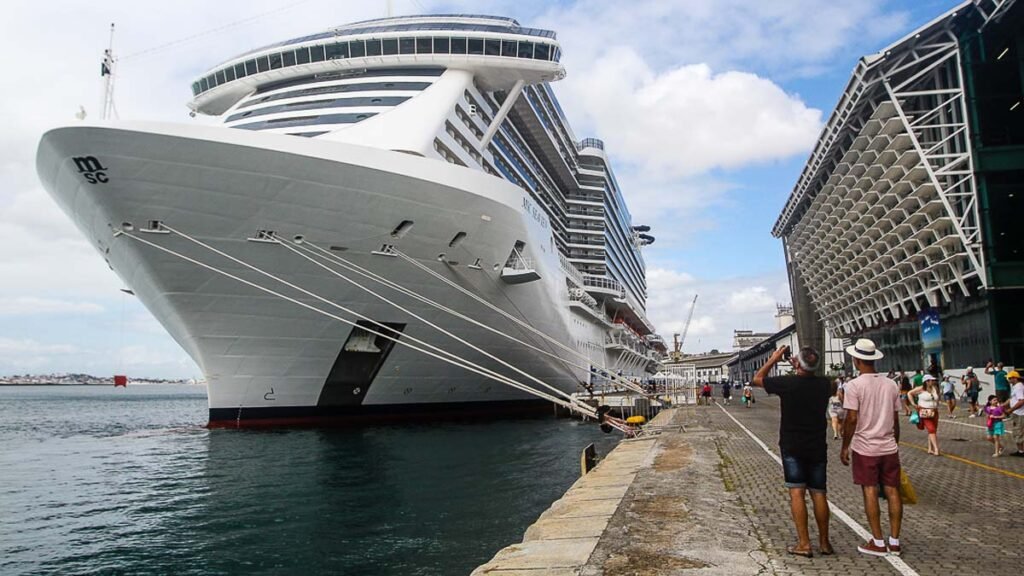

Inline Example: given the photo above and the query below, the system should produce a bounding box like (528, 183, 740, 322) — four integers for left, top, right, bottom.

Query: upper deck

(189, 14, 565, 116)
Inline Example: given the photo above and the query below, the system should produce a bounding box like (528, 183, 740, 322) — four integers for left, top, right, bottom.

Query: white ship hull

(38, 122, 604, 424)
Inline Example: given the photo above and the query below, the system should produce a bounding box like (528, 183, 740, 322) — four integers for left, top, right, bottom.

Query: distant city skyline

(0, 0, 957, 377)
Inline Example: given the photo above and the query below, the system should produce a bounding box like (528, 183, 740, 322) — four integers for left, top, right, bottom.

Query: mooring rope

(118, 228, 587, 414)
(270, 234, 588, 413)
(296, 239, 620, 389)
(390, 248, 650, 395)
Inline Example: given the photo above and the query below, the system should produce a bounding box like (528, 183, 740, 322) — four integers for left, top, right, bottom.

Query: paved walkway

(475, 393, 1022, 575)
(704, 390, 1023, 575)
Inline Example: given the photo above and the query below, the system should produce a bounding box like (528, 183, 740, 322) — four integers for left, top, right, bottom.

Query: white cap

(923, 374, 937, 382)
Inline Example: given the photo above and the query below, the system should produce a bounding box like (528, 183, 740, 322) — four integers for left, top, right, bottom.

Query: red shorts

(852, 451, 901, 487)
(919, 416, 938, 434)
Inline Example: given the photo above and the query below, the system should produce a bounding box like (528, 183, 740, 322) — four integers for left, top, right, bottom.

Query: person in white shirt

(1006, 371, 1024, 457)
(941, 376, 958, 418)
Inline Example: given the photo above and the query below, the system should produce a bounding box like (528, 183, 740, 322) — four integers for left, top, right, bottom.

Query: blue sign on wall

(919, 308, 942, 352)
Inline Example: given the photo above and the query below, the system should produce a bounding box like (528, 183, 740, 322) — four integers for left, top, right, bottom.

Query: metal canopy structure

(773, 1, 991, 337)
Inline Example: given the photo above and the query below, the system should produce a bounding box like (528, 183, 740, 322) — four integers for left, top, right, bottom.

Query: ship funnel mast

(101, 23, 116, 120)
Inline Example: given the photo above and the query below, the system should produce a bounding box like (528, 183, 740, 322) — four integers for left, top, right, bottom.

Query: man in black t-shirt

(753, 345, 833, 557)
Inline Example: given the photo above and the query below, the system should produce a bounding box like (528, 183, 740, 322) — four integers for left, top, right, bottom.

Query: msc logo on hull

(73, 155, 109, 184)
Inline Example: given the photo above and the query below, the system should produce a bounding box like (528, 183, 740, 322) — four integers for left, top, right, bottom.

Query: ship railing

(583, 275, 624, 297)
(567, 236, 606, 246)
(567, 207, 605, 217)
(577, 138, 605, 151)
(559, 254, 585, 287)
(503, 254, 535, 271)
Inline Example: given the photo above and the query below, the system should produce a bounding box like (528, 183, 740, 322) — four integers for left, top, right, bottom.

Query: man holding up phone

(753, 344, 833, 557)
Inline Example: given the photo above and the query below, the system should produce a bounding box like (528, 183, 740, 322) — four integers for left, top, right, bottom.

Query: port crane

(670, 294, 698, 362)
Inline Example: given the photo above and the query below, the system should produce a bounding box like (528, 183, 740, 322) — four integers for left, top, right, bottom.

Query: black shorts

(997, 389, 1011, 403)
(943, 392, 956, 401)
(781, 450, 827, 492)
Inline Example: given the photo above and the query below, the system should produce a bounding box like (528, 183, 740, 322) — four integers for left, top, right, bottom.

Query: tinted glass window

(485, 39, 500, 56)
(468, 38, 484, 55)
(192, 82, 201, 96)
(349, 40, 366, 58)
(234, 63, 246, 78)
(245, 59, 258, 74)
(501, 41, 516, 57)
(451, 37, 467, 54)
(200, 77, 209, 92)
(217, 70, 227, 84)
(208, 74, 217, 88)
(295, 47, 310, 64)
(534, 44, 550, 60)
(269, 53, 283, 69)
(225, 67, 236, 82)
(310, 45, 325, 62)
(382, 38, 398, 55)
(553, 47, 560, 61)
(283, 50, 296, 67)
(326, 42, 348, 59)
(257, 56, 270, 72)
(434, 37, 450, 54)
(365, 39, 382, 56)
(518, 41, 534, 59)
(399, 37, 415, 54)
(416, 37, 432, 54)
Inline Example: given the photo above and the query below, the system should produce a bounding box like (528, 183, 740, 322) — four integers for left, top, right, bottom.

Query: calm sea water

(0, 385, 619, 576)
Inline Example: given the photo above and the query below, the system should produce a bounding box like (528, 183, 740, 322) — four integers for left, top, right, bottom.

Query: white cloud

(0, 297, 103, 316)
(728, 286, 777, 314)
(0, 338, 81, 372)
(559, 55, 823, 177)
(645, 267, 792, 353)
(537, 0, 911, 76)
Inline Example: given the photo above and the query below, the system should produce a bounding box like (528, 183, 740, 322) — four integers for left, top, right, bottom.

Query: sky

(0, 0, 959, 377)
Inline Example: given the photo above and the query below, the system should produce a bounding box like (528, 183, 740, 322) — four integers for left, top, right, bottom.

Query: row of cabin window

(192, 36, 560, 96)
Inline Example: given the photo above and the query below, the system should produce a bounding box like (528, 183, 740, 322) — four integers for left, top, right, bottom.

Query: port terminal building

(774, 1, 1023, 372)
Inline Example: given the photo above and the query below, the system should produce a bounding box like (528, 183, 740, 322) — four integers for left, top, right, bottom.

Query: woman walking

(827, 386, 844, 440)
(909, 374, 942, 455)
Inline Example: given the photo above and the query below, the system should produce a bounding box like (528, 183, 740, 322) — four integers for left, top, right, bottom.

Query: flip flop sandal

(819, 547, 835, 556)
(787, 545, 813, 558)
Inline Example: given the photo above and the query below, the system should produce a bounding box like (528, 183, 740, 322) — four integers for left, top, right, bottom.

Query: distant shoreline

(0, 382, 200, 387)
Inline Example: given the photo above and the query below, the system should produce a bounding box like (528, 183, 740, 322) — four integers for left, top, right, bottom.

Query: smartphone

(783, 347, 791, 360)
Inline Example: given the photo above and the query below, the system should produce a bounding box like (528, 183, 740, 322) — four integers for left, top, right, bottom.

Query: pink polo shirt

(843, 373, 902, 456)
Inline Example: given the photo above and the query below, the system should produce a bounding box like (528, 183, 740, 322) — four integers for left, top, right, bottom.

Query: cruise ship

(36, 14, 664, 425)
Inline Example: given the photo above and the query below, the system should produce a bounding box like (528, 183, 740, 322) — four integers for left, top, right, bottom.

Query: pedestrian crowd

(740, 338, 1023, 561)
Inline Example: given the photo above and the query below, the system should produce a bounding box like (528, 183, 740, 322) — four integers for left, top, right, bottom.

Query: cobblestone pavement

(694, 390, 1023, 575)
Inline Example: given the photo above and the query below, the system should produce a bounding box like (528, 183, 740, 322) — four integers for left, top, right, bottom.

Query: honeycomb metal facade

(772, 3, 1003, 337)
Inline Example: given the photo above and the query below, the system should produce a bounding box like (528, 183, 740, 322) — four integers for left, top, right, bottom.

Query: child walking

(984, 395, 1007, 456)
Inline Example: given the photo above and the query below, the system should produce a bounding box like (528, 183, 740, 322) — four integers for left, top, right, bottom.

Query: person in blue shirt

(986, 361, 1011, 403)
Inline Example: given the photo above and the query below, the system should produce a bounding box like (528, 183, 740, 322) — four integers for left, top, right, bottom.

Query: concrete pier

(474, 393, 1024, 576)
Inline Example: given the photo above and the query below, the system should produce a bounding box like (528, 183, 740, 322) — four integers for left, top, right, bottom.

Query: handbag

(918, 407, 937, 419)
(899, 469, 917, 505)
(909, 411, 920, 425)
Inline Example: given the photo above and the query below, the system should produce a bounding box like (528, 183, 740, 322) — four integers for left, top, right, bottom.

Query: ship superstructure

(37, 14, 662, 424)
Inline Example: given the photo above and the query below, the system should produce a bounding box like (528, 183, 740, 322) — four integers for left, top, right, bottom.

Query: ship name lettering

(72, 155, 109, 185)
(521, 197, 549, 230)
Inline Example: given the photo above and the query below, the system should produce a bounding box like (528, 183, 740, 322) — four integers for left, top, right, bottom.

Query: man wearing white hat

(840, 338, 903, 557)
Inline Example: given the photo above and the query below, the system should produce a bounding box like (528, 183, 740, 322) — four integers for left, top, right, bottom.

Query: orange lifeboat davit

(113, 375, 128, 387)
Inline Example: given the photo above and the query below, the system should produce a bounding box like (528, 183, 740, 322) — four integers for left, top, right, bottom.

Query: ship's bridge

(189, 14, 565, 116)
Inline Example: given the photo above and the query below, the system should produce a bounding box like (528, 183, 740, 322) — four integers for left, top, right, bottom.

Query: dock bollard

(580, 443, 597, 476)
